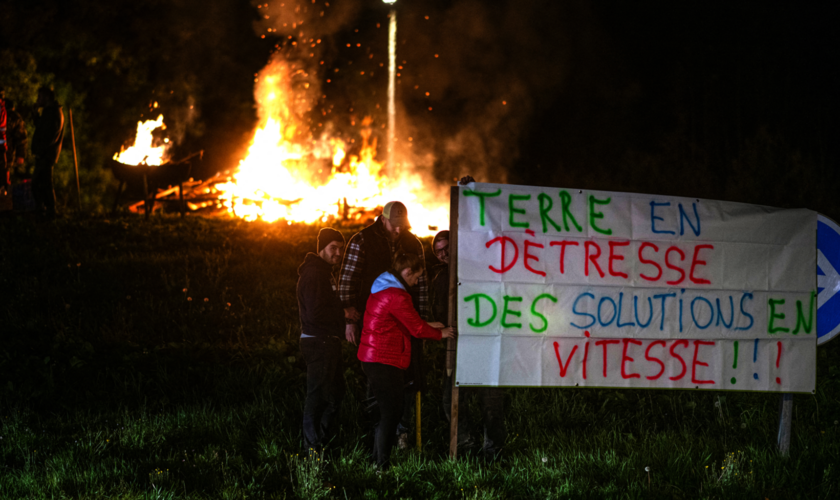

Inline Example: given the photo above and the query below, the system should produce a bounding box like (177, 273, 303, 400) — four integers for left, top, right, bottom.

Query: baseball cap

(382, 201, 410, 227)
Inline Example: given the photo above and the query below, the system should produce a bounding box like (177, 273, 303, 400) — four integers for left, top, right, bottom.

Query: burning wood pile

(111, 58, 449, 236)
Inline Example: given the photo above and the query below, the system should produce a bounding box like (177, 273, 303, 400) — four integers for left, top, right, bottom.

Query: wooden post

(777, 393, 793, 456)
(68, 108, 81, 211)
(447, 186, 460, 458)
(415, 390, 422, 451)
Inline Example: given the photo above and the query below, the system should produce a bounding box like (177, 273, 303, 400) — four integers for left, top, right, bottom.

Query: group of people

(0, 85, 65, 218)
(296, 200, 506, 470)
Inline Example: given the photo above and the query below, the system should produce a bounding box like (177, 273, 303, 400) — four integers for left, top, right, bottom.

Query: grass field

(1, 214, 838, 499)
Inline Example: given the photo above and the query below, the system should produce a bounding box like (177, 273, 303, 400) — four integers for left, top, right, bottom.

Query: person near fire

(357, 251, 455, 470)
(433, 179, 508, 461)
(296, 228, 349, 452)
(4, 98, 28, 175)
(338, 201, 430, 448)
(0, 87, 8, 195)
(31, 86, 64, 219)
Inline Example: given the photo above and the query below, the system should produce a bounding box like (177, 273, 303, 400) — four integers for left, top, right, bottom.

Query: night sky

(1, 0, 837, 213)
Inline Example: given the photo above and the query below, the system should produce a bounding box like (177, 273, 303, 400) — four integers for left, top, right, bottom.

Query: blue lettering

(598, 296, 617, 327)
(650, 201, 675, 235)
(571, 293, 596, 329)
(634, 295, 653, 328)
(616, 292, 636, 327)
(653, 293, 676, 330)
(735, 292, 755, 331)
(691, 297, 714, 329)
(715, 296, 734, 328)
(679, 203, 701, 236)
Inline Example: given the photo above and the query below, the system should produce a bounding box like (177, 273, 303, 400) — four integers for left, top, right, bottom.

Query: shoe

(397, 432, 409, 450)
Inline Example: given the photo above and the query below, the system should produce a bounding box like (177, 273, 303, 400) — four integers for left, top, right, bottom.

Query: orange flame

(214, 59, 448, 236)
(113, 115, 170, 166)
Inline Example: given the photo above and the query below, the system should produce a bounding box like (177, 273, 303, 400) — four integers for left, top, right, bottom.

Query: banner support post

(447, 185, 460, 459)
(777, 393, 793, 456)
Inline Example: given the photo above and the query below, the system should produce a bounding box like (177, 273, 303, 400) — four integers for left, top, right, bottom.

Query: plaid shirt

(339, 223, 430, 321)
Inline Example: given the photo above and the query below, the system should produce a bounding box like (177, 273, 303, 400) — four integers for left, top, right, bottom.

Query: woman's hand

(427, 321, 445, 329)
(440, 326, 457, 339)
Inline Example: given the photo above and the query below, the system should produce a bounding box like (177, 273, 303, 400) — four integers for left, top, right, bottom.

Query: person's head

(432, 230, 450, 265)
(317, 228, 345, 265)
(0, 87, 5, 100)
(381, 201, 410, 242)
(391, 251, 424, 287)
(37, 86, 55, 107)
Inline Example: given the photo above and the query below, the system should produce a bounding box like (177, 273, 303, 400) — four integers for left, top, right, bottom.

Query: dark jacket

(430, 263, 449, 324)
(355, 218, 425, 316)
(357, 272, 442, 370)
(32, 103, 64, 165)
(297, 253, 344, 339)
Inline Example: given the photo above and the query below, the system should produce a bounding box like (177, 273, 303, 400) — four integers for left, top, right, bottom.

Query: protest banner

(454, 182, 817, 393)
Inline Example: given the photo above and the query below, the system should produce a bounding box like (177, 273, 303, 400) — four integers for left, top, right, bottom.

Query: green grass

(1, 214, 838, 499)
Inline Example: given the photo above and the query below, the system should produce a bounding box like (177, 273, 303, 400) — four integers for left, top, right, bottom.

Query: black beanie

(318, 228, 345, 252)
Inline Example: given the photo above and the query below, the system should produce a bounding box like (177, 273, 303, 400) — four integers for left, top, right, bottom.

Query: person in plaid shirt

(339, 200, 430, 449)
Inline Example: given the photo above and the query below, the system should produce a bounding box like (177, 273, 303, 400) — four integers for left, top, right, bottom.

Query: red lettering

(549, 240, 579, 274)
(585, 241, 605, 278)
(645, 340, 666, 380)
(608, 241, 630, 279)
(669, 340, 689, 380)
(486, 236, 518, 274)
(553, 341, 579, 377)
(665, 246, 686, 285)
(638, 242, 662, 281)
(595, 339, 620, 377)
(621, 338, 643, 379)
(524, 240, 546, 277)
(691, 340, 715, 384)
(689, 244, 714, 285)
(583, 341, 589, 379)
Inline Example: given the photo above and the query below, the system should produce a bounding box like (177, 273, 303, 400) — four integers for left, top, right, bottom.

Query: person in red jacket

(357, 252, 455, 470)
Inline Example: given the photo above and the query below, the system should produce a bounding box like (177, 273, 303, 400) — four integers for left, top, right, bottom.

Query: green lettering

(464, 293, 497, 327)
(793, 291, 816, 334)
(538, 193, 562, 233)
(768, 298, 789, 333)
(463, 189, 501, 226)
(559, 190, 583, 232)
(529, 293, 558, 333)
(508, 194, 531, 229)
(501, 295, 523, 328)
(588, 195, 613, 235)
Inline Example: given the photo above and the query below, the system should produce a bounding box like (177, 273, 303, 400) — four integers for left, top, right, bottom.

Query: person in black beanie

(297, 227, 351, 452)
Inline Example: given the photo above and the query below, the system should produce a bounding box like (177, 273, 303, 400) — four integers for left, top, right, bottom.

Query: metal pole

(68, 108, 81, 211)
(386, 7, 397, 178)
(447, 186, 460, 458)
(777, 393, 793, 456)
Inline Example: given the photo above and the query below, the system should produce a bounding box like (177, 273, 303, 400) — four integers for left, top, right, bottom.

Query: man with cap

(297, 227, 349, 451)
(339, 201, 430, 448)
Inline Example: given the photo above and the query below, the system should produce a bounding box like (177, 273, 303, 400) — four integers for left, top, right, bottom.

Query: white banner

(455, 182, 817, 393)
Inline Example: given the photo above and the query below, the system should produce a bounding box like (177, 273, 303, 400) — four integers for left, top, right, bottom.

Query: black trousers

(300, 337, 345, 450)
(362, 361, 404, 470)
(32, 158, 56, 217)
(442, 374, 507, 457)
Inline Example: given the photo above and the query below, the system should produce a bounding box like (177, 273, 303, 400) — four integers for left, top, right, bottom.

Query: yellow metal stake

(415, 390, 422, 451)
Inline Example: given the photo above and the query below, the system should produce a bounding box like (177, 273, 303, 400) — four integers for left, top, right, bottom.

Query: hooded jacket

(296, 253, 344, 339)
(357, 271, 442, 369)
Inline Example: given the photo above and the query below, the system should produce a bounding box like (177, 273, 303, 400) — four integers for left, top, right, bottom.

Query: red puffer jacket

(357, 272, 442, 369)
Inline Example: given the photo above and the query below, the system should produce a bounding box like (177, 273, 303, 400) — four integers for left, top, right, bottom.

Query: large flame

(113, 115, 170, 166)
(214, 59, 448, 236)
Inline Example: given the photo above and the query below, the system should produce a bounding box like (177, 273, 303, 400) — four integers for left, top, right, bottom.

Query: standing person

(31, 86, 64, 219)
(433, 229, 508, 461)
(357, 252, 455, 470)
(0, 88, 7, 195)
(296, 228, 349, 452)
(339, 201, 429, 448)
(4, 99, 28, 174)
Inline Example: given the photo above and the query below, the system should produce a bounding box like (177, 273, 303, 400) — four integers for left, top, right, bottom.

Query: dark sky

(2, 0, 837, 213)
